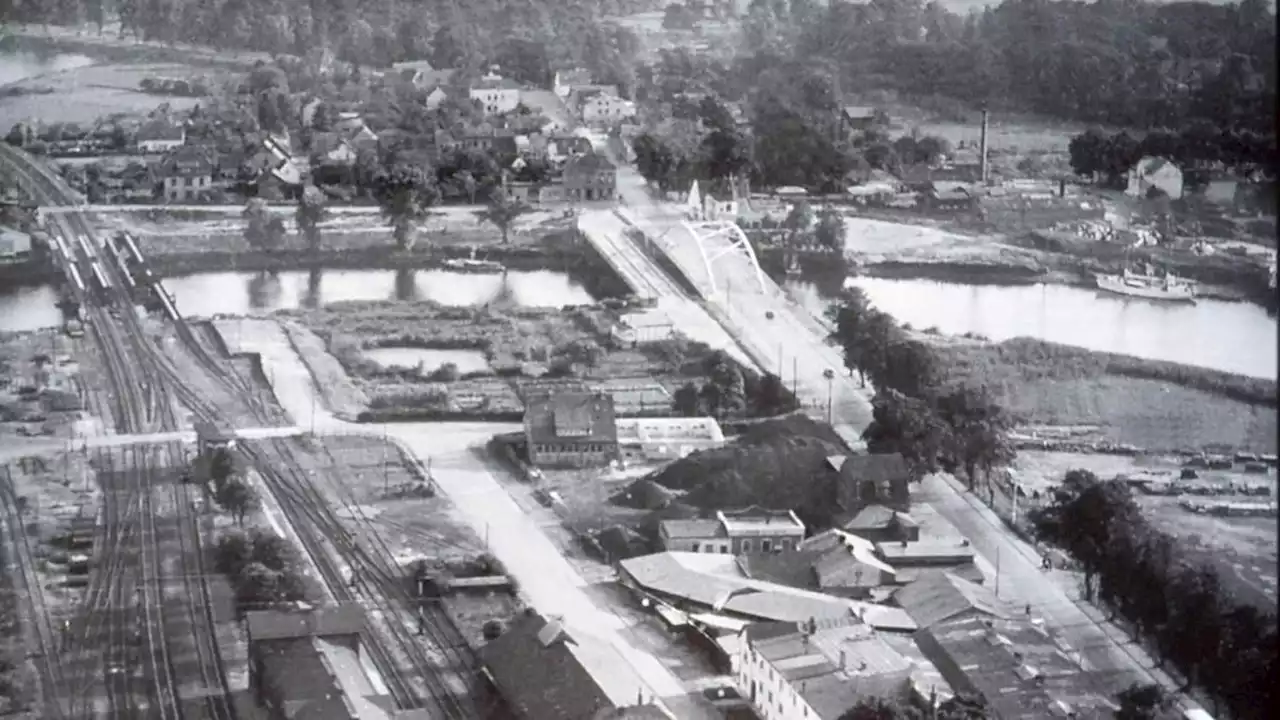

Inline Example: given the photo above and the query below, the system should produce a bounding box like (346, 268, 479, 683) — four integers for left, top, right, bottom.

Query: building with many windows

(658, 507, 806, 555)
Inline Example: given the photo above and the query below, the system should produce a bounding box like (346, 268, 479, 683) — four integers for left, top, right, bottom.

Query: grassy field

(0, 61, 205, 129)
(933, 337, 1279, 453)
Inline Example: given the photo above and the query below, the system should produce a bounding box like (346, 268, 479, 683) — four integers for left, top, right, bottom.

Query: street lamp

(823, 368, 835, 424)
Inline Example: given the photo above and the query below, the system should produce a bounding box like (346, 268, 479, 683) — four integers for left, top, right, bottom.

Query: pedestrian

(1025, 604, 1031, 616)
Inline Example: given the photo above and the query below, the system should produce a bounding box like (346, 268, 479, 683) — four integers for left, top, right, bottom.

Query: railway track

(6, 144, 482, 718)
(0, 466, 71, 719)
(3, 147, 230, 719)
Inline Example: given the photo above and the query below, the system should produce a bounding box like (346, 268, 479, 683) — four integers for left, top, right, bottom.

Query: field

(0, 60, 205, 129)
(931, 337, 1278, 454)
(285, 300, 718, 421)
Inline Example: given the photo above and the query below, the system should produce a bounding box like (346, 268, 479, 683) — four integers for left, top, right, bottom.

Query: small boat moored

(443, 248, 505, 274)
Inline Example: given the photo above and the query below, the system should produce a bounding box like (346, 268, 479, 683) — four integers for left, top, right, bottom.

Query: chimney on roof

(840, 649, 847, 670)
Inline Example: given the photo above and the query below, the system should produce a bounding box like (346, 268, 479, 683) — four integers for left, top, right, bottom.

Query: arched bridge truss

(681, 218, 766, 296)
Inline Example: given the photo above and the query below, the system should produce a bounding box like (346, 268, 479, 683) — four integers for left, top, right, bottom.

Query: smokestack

(979, 110, 989, 185)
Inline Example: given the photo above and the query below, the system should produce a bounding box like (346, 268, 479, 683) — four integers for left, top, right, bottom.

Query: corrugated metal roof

(247, 606, 366, 642)
(893, 573, 1012, 629)
(659, 518, 722, 540)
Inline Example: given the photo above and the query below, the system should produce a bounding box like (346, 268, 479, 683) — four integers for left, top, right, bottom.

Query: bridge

(37, 204, 387, 215)
(0, 426, 308, 461)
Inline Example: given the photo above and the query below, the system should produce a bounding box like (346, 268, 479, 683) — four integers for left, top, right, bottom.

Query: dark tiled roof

(839, 453, 910, 484)
(844, 503, 899, 531)
(480, 612, 615, 720)
(254, 637, 352, 719)
(246, 606, 366, 643)
(737, 550, 819, 590)
(893, 572, 1012, 629)
(137, 119, 184, 142)
(524, 392, 618, 445)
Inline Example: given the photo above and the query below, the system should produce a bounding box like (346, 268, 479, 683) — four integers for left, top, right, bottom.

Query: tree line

(1030, 470, 1278, 720)
(10, 0, 649, 94)
(671, 349, 799, 419)
(751, 0, 1273, 136)
(826, 288, 1014, 488)
(1068, 125, 1277, 188)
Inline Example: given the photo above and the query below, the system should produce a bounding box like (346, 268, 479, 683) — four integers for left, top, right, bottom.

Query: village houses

(523, 391, 620, 468)
(470, 69, 523, 115)
(159, 146, 214, 202)
(659, 507, 807, 555)
(136, 118, 186, 154)
(563, 152, 618, 202)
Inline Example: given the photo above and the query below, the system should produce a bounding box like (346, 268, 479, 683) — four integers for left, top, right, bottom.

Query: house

(841, 106, 881, 135)
(739, 529, 899, 600)
(843, 504, 920, 543)
(580, 91, 637, 126)
(506, 180, 563, 205)
(926, 183, 977, 211)
(548, 135, 594, 164)
(136, 119, 186, 153)
(659, 507, 805, 555)
(553, 68, 595, 98)
(913, 615, 1122, 719)
(245, 606, 400, 720)
(563, 153, 617, 202)
(159, 147, 214, 202)
(1126, 156, 1184, 199)
(470, 70, 523, 115)
(892, 572, 1013, 629)
(737, 617, 915, 720)
(875, 539, 980, 585)
(480, 611, 616, 719)
(524, 391, 619, 468)
(828, 453, 912, 517)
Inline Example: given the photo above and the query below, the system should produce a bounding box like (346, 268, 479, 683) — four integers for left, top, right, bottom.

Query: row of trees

(837, 683, 1180, 720)
(1068, 125, 1277, 186)
(213, 528, 309, 611)
(671, 350, 798, 419)
(826, 289, 1014, 488)
(1029, 470, 1278, 719)
(202, 446, 258, 525)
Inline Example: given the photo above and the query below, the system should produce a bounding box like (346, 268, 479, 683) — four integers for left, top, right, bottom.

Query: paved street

(231, 318, 720, 719)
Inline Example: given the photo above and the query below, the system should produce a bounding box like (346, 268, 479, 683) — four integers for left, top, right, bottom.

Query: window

(720, 544, 729, 553)
(741, 540, 751, 553)
(762, 539, 772, 552)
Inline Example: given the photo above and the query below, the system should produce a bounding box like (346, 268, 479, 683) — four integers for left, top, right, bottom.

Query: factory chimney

(979, 109, 989, 185)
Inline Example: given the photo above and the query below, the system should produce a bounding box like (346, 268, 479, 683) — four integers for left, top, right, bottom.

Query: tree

(826, 288, 875, 386)
(783, 201, 814, 247)
(371, 158, 440, 250)
(748, 372, 790, 416)
(935, 385, 1015, 490)
(863, 388, 951, 479)
(663, 3, 696, 30)
(937, 694, 990, 720)
(243, 198, 286, 250)
(1115, 683, 1173, 720)
(633, 133, 682, 192)
(475, 190, 533, 244)
(813, 206, 846, 252)
(672, 381, 701, 416)
(296, 184, 329, 252)
(207, 446, 235, 487)
(216, 478, 258, 526)
(703, 351, 746, 419)
(214, 531, 254, 576)
(482, 619, 506, 641)
(561, 339, 604, 370)
(838, 697, 919, 720)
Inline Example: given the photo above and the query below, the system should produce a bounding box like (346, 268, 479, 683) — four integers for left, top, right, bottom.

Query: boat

(1094, 264, 1196, 303)
(443, 248, 505, 274)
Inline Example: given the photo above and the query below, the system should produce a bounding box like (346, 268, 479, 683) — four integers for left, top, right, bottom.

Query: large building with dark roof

(523, 391, 619, 468)
(913, 616, 1126, 720)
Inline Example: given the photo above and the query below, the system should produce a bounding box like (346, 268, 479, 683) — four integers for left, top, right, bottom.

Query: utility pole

(995, 546, 1002, 599)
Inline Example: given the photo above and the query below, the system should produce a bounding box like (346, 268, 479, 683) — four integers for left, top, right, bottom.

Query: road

(603, 159, 1196, 706)
(225, 317, 718, 720)
(609, 164, 873, 441)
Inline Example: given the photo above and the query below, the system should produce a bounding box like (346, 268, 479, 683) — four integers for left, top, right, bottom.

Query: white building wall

(737, 642, 817, 720)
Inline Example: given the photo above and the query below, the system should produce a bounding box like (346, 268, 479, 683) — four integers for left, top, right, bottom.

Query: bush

(215, 529, 308, 612)
(482, 619, 506, 641)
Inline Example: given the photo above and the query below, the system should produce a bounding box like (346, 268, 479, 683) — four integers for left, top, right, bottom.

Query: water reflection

(802, 277, 1279, 380)
(160, 268, 594, 316)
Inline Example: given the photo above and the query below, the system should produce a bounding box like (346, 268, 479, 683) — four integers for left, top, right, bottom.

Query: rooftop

(876, 540, 976, 564)
(524, 392, 618, 445)
(619, 552, 917, 631)
(246, 606, 366, 643)
(659, 518, 722, 540)
(0, 228, 31, 256)
(480, 611, 615, 719)
(845, 504, 918, 533)
(137, 118, 184, 142)
(614, 417, 724, 444)
(808, 530, 898, 588)
(472, 73, 523, 91)
(565, 152, 617, 173)
(747, 618, 914, 718)
(892, 572, 1011, 629)
(716, 506, 805, 537)
(842, 105, 878, 120)
(915, 616, 1125, 720)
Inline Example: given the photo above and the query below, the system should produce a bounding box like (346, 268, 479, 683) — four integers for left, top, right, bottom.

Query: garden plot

(287, 301, 727, 421)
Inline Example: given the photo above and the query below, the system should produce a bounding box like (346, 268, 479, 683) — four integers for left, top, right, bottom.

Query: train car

(89, 260, 111, 294)
(67, 263, 86, 296)
(104, 237, 136, 293)
(118, 232, 146, 269)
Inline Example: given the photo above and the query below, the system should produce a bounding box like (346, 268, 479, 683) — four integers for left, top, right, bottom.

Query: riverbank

(2, 25, 265, 71)
(928, 335, 1278, 455)
(836, 215, 1275, 307)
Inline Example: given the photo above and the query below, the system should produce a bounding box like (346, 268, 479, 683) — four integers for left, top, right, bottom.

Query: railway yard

(0, 144, 515, 719)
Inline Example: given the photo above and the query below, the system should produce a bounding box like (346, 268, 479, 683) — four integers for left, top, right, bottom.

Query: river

(786, 277, 1277, 380)
(0, 268, 596, 333)
(0, 49, 95, 86)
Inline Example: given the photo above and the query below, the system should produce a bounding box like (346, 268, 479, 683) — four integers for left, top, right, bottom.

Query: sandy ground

(218, 316, 725, 718)
(838, 215, 1047, 268)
